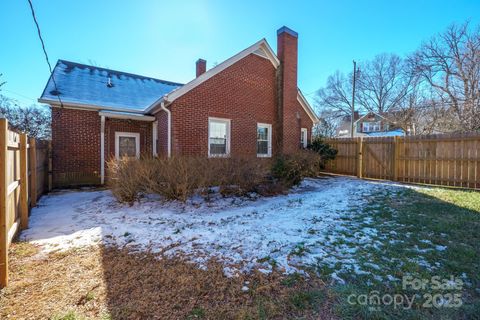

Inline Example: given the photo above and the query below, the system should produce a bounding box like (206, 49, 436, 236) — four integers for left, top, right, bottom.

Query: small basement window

(208, 117, 230, 157)
(115, 132, 140, 159)
(257, 123, 272, 157)
(300, 128, 308, 148)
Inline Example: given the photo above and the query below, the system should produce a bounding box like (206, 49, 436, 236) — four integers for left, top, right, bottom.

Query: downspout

(159, 101, 171, 157)
(100, 115, 105, 184)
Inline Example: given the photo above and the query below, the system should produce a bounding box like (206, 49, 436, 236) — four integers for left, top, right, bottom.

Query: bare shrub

(136, 156, 211, 202)
(108, 152, 321, 203)
(212, 157, 271, 196)
(107, 158, 143, 203)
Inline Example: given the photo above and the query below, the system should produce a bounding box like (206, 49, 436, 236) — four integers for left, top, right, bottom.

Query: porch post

(100, 115, 105, 184)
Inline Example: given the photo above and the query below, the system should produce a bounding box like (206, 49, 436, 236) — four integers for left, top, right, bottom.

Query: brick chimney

(276, 26, 298, 154)
(196, 59, 206, 77)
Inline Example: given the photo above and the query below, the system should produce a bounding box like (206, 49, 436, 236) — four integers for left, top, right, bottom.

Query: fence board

(0, 117, 50, 287)
(325, 133, 480, 189)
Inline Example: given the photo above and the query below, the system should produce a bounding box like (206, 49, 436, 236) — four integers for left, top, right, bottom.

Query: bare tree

(356, 53, 413, 114)
(0, 73, 51, 139)
(315, 70, 355, 117)
(0, 74, 5, 90)
(312, 109, 342, 138)
(411, 22, 480, 132)
(314, 71, 357, 136)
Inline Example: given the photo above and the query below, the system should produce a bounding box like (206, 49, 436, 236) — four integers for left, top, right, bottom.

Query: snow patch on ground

(20, 177, 417, 276)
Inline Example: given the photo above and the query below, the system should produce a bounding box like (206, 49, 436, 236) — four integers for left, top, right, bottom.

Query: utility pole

(350, 60, 357, 138)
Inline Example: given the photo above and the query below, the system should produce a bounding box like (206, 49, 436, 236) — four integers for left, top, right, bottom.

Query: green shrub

(271, 150, 322, 187)
(307, 137, 337, 168)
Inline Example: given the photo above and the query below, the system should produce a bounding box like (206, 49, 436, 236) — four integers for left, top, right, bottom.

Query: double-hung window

(115, 132, 140, 159)
(363, 121, 380, 132)
(257, 123, 272, 157)
(300, 128, 308, 148)
(208, 117, 230, 157)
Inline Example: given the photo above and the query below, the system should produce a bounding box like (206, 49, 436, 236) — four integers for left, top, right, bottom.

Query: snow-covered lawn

(14, 176, 480, 319)
(21, 176, 410, 278)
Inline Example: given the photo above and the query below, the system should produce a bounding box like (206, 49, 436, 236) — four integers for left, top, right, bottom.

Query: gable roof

(39, 60, 183, 112)
(145, 39, 279, 112)
(146, 39, 319, 123)
(38, 40, 319, 123)
(353, 111, 394, 125)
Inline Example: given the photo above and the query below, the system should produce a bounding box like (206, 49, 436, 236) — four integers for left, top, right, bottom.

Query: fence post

(393, 136, 399, 181)
(0, 117, 8, 287)
(19, 134, 29, 230)
(29, 138, 37, 207)
(357, 137, 364, 179)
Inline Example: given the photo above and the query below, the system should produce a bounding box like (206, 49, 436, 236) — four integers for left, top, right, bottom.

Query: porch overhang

(98, 110, 156, 122)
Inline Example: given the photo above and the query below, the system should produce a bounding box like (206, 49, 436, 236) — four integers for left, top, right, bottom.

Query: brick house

(39, 27, 319, 187)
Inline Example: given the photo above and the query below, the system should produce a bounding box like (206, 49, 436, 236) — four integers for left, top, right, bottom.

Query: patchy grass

(321, 186, 480, 319)
(2, 178, 479, 319)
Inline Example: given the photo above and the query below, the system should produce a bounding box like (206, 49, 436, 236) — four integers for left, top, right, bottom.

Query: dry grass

(0, 243, 109, 319)
(1, 242, 337, 319)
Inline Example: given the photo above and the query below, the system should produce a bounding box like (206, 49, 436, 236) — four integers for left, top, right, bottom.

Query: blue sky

(1, 0, 479, 106)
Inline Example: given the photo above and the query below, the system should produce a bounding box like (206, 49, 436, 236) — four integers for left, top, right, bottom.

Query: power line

(3, 89, 36, 103)
(26, 0, 63, 108)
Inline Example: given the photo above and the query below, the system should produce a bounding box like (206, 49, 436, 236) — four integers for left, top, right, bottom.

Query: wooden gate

(360, 137, 395, 180)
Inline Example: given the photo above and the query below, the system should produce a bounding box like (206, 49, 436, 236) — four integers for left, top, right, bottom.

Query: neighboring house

(336, 112, 404, 138)
(39, 27, 319, 187)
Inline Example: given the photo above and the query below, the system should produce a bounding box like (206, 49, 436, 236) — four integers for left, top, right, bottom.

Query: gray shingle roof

(40, 60, 183, 112)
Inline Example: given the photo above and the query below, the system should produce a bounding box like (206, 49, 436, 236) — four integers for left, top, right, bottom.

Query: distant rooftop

(39, 60, 183, 112)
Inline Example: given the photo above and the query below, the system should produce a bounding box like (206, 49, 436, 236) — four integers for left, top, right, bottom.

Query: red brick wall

(155, 111, 168, 157)
(52, 107, 154, 186)
(51, 107, 101, 186)
(104, 118, 153, 160)
(167, 53, 278, 157)
(155, 52, 314, 157)
(296, 100, 314, 144)
(277, 28, 305, 154)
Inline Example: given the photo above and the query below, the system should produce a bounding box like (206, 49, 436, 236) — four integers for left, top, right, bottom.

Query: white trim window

(300, 128, 308, 148)
(115, 132, 140, 159)
(363, 121, 381, 132)
(257, 123, 272, 157)
(208, 117, 231, 157)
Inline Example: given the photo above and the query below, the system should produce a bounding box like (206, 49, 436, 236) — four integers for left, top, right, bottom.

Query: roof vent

(107, 76, 114, 88)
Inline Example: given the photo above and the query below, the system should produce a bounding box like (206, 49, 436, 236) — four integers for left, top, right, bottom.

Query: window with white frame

(257, 123, 272, 157)
(300, 128, 308, 148)
(115, 132, 140, 159)
(208, 117, 230, 156)
(363, 121, 381, 132)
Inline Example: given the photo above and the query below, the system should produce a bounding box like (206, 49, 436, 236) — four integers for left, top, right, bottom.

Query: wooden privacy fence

(324, 133, 480, 189)
(0, 117, 51, 287)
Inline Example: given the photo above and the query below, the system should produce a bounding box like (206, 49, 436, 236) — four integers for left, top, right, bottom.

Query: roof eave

(297, 90, 320, 124)
(38, 98, 149, 114)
